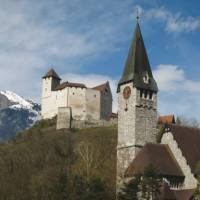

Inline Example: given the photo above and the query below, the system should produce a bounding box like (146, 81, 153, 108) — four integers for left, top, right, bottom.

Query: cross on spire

(136, 8, 140, 22)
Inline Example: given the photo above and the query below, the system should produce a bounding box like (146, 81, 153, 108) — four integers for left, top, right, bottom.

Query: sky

(0, 0, 200, 121)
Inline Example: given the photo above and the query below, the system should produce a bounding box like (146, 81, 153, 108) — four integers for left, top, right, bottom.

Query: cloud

(153, 64, 184, 91)
(143, 7, 200, 33)
(0, 0, 135, 100)
(153, 64, 200, 93)
(153, 64, 200, 120)
(61, 73, 118, 112)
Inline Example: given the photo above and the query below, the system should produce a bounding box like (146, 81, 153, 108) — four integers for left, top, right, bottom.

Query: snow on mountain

(0, 90, 41, 141)
(0, 90, 33, 109)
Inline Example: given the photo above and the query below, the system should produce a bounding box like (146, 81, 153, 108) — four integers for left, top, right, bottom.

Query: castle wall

(41, 77, 112, 121)
(100, 88, 112, 120)
(68, 87, 86, 120)
(162, 132, 197, 189)
(86, 89, 100, 120)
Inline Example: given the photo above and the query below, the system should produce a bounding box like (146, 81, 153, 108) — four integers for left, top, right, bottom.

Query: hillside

(0, 118, 117, 200)
(0, 91, 41, 141)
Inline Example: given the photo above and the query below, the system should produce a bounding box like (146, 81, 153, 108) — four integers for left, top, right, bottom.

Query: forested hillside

(0, 118, 117, 200)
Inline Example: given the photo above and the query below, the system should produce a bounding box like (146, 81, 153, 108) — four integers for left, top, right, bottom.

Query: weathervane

(136, 7, 140, 22)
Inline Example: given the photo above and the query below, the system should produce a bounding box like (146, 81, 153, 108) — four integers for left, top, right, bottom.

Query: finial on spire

(136, 7, 140, 22)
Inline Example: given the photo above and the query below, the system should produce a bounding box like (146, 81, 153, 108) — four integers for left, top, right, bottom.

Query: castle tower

(117, 22, 158, 180)
(42, 68, 61, 98)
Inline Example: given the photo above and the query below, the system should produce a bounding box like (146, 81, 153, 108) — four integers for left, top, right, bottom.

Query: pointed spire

(118, 22, 158, 92)
(42, 68, 61, 80)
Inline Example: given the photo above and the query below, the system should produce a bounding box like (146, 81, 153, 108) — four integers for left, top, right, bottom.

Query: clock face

(123, 86, 131, 99)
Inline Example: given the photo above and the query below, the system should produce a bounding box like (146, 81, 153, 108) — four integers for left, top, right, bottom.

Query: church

(117, 21, 200, 200)
(41, 69, 112, 121)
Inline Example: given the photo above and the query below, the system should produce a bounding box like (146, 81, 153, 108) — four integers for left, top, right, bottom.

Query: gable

(166, 125, 200, 174)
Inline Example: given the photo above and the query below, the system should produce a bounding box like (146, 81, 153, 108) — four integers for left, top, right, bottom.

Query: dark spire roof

(118, 22, 158, 92)
(42, 68, 61, 80)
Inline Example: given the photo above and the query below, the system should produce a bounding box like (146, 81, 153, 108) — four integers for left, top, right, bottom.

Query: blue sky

(0, 0, 200, 121)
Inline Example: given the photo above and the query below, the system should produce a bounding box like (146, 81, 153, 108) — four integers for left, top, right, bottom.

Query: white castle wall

(162, 132, 197, 189)
(41, 77, 112, 121)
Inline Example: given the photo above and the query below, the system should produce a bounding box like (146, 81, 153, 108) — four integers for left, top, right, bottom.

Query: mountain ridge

(0, 90, 41, 141)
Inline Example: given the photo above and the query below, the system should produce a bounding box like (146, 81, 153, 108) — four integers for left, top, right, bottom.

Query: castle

(117, 21, 199, 199)
(41, 69, 112, 121)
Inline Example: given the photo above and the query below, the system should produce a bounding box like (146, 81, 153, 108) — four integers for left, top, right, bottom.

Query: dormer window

(143, 71, 149, 84)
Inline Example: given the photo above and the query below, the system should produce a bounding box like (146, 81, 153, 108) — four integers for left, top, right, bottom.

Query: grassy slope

(0, 118, 117, 200)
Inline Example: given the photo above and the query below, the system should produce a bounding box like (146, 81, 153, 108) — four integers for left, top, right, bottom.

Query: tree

(117, 165, 162, 200)
(141, 164, 162, 200)
(176, 116, 200, 128)
(72, 175, 107, 200)
(76, 141, 101, 181)
(118, 173, 141, 200)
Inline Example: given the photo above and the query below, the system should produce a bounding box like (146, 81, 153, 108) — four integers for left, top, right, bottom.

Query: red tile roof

(158, 115, 175, 125)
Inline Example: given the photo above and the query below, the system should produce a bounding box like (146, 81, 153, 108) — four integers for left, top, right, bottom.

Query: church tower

(117, 22, 158, 180)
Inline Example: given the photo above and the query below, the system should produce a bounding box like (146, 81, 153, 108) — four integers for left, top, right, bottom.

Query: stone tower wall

(117, 83, 157, 179)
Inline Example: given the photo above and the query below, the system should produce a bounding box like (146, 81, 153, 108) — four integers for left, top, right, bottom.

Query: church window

(140, 89, 143, 98)
(149, 92, 153, 100)
(144, 90, 148, 99)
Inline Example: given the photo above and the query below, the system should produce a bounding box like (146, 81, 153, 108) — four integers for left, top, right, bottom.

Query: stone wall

(56, 110, 117, 130)
(100, 85, 112, 120)
(117, 83, 157, 179)
(41, 80, 112, 121)
(161, 131, 197, 189)
(56, 107, 72, 129)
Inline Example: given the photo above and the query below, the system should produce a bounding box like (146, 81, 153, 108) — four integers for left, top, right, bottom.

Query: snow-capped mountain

(0, 90, 41, 141)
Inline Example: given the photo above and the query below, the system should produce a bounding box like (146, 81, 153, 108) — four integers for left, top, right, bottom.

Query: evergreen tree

(141, 164, 162, 200)
(117, 165, 162, 200)
(117, 173, 141, 200)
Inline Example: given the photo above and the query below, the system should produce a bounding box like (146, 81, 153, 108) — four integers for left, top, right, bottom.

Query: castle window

(94, 94, 96, 98)
(73, 92, 75, 95)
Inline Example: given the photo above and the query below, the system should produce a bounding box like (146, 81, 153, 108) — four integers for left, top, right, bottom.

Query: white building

(41, 69, 112, 121)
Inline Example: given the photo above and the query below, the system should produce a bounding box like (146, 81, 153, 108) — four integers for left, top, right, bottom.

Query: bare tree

(176, 115, 200, 128)
(76, 141, 101, 181)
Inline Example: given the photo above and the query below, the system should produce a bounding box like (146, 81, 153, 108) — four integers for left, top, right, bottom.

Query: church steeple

(118, 22, 158, 92)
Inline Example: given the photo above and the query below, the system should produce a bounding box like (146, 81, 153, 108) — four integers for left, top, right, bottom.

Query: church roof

(118, 22, 158, 92)
(165, 124, 200, 175)
(93, 81, 109, 91)
(125, 143, 184, 182)
(158, 115, 176, 125)
(55, 81, 86, 90)
(173, 189, 195, 200)
(43, 68, 61, 80)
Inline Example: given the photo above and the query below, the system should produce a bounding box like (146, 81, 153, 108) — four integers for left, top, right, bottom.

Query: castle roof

(43, 68, 61, 80)
(125, 143, 184, 184)
(55, 81, 86, 90)
(158, 115, 176, 125)
(165, 124, 200, 175)
(118, 22, 158, 92)
(93, 81, 109, 92)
